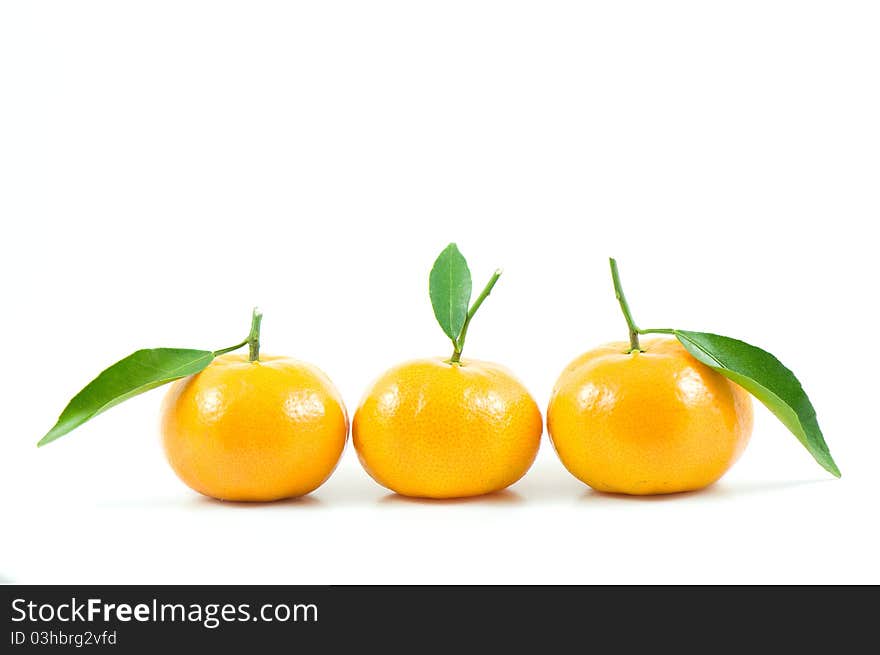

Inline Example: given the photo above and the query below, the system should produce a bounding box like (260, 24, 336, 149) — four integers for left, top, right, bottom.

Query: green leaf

(38, 348, 215, 447)
(674, 330, 840, 477)
(429, 243, 472, 343)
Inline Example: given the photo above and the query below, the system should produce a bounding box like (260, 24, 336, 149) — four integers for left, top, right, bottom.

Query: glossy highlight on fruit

(547, 337, 753, 495)
(161, 353, 348, 501)
(353, 357, 542, 499)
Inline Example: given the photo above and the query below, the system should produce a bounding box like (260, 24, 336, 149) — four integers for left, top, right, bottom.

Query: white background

(1, 2, 878, 584)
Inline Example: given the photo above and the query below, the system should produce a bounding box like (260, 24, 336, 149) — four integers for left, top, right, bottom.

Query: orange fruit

(161, 353, 348, 501)
(353, 357, 542, 499)
(547, 337, 753, 495)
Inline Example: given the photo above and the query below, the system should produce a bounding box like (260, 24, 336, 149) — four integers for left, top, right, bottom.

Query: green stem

(450, 269, 502, 364)
(639, 328, 675, 335)
(212, 339, 249, 357)
(247, 307, 263, 362)
(210, 308, 264, 359)
(609, 258, 642, 353)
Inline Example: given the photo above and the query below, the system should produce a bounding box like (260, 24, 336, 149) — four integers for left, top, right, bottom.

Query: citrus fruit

(547, 337, 753, 495)
(353, 357, 542, 498)
(161, 353, 348, 501)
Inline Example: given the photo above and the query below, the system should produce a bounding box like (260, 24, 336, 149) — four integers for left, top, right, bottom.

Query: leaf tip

(826, 459, 842, 479)
(439, 242, 460, 256)
(431, 243, 465, 272)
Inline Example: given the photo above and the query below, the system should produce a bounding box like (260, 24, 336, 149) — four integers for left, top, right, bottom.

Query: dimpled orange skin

(547, 337, 753, 495)
(161, 354, 348, 502)
(353, 358, 543, 499)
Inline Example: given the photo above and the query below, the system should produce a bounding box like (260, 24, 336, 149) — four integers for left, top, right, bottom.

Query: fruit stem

(247, 307, 263, 362)
(212, 340, 248, 357)
(450, 269, 502, 364)
(609, 258, 642, 353)
(211, 308, 265, 359)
